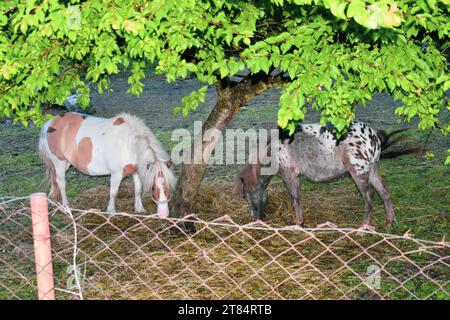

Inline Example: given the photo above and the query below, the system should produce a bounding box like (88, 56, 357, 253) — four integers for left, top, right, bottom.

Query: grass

(0, 152, 108, 201)
(0, 122, 109, 201)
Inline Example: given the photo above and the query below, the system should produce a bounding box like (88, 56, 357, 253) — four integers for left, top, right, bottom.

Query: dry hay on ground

(72, 179, 370, 228)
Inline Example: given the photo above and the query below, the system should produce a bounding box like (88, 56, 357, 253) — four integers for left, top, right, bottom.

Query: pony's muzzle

(152, 196, 170, 218)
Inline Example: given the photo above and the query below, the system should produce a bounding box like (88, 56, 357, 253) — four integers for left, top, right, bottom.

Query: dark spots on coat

(325, 121, 336, 131)
(47, 126, 56, 133)
(319, 122, 338, 137)
(369, 133, 378, 148)
(336, 132, 348, 145)
(356, 149, 368, 161)
(60, 113, 66, 117)
(278, 127, 295, 143)
(113, 117, 125, 126)
(123, 163, 137, 177)
(82, 115, 87, 119)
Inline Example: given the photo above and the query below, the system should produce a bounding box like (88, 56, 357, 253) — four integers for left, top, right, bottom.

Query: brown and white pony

(232, 122, 424, 228)
(39, 112, 176, 216)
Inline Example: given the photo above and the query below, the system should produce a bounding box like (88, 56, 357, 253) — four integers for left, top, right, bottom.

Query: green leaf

(444, 81, 450, 91)
(382, 12, 402, 28)
(347, 0, 365, 18)
(436, 75, 448, 85)
(334, 118, 347, 133)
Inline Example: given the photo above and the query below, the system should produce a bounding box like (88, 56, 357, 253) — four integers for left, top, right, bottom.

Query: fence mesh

(0, 196, 448, 300)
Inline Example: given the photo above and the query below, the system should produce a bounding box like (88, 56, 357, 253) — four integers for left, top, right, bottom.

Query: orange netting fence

(0, 193, 448, 300)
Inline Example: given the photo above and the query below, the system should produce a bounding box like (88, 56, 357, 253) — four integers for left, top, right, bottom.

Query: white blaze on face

(155, 176, 169, 218)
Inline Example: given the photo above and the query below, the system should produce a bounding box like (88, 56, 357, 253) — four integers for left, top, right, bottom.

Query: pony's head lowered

(124, 114, 176, 217)
(138, 140, 176, 217)
(232, 163, 260, 198)
(144, 159, 176, 218)
(232, 162, 272, 220)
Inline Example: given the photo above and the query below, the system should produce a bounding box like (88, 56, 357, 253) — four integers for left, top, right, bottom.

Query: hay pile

(72, 178, 369, 228)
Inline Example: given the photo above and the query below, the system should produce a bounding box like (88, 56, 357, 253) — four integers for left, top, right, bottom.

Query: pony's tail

(39, 125, 62, 202)
(378, 128, 411, 151)
(380, 147, 427, 159)
(377, 128, 427, 159)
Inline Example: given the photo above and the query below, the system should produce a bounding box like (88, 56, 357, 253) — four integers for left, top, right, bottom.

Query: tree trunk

(169, 75, 284, 225)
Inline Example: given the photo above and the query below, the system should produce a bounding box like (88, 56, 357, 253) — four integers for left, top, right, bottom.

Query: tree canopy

(1, 0, 449, 135)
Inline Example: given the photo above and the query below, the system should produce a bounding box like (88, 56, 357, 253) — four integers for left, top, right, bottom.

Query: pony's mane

(145, 161, 177, 195)
(118, 113, 170, 162)
(117, 113, 176, 194)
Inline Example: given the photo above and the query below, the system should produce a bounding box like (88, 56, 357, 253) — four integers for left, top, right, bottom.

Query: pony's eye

(147, 163, 151, 170)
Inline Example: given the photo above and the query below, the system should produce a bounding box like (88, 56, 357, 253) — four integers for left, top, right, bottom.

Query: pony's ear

(165, 160, 173, 168)
(232, 173, 244, 198)
(232, 163, 260, 198)
(244, 163, 260, 192)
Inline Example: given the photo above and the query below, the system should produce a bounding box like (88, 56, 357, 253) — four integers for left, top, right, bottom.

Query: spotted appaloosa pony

(39, 112, 176, 216)
(232, 122, 423, 228)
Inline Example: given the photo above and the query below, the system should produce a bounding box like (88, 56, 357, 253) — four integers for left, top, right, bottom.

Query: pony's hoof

(296, 221, 305, 228)
(357, 229, 367, 237)
(357, 224, 374, 236)
(356, 223, 371, 237)
(135, 208, 147, 214)
(385, 220, 395, 228)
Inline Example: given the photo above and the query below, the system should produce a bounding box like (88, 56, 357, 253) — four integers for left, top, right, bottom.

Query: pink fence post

(30, 193, 55, 300)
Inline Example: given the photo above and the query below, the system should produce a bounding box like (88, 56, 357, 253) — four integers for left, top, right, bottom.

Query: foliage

(0, 1, 449, 144)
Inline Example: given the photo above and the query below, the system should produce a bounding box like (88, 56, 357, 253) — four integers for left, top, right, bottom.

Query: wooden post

(30, 193, 55, 300)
